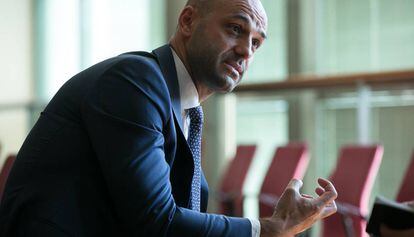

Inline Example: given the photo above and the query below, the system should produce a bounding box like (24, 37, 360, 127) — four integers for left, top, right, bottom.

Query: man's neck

(169, 37, 213, 103)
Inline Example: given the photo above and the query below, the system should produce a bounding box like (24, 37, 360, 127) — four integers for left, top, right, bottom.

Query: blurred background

(0, 0, 414, 236)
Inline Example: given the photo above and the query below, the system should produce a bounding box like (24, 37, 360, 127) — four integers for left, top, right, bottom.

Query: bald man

(0, 0, 337, 236)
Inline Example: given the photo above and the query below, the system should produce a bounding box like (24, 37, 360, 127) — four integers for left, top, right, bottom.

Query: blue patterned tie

(187, 106, 203, 212)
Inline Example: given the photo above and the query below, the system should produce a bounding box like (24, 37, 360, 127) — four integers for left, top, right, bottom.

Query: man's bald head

(171, 0, 268, 99)
(185, 0, 216, 16)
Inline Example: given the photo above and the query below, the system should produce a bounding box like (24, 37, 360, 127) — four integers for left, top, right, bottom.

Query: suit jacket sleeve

(81, 56, 252, 237)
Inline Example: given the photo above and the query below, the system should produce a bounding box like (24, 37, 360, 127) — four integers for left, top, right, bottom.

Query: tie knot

(187, 106, 203, 125)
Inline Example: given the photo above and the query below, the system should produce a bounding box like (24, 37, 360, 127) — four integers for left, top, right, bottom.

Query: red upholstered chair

(258, 143, 310, 217)
(218, 145, 256, 216)
(396, 151, 414, 202)
(0, 154, 17, 203)
(322, 145, 383, 237)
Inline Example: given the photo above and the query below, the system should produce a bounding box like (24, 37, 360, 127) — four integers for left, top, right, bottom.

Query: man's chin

(217, 77, 240, 93)
(205, 74, 241, 93)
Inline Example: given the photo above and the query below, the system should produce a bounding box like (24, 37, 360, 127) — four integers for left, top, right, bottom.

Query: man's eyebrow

(259, 30, 267, 39)
(230, 14, 267, 39)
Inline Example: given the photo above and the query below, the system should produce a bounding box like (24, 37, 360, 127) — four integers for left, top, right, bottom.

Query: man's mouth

(224, 61, 244, 76)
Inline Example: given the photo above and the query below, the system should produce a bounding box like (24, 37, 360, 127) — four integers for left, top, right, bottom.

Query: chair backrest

(396, 151, 414, 202)
(0, 154, 17, 203)
(259, 143, 309, 217)
(219, 145, 256, 216)
(322, 145, 383, 237)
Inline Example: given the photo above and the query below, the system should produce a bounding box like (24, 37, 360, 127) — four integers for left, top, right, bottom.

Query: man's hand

(260, 178, 338, 237)
(380, 225, 414, 237)
(379, 201, 414, 237)
(403, 200, 414, 209)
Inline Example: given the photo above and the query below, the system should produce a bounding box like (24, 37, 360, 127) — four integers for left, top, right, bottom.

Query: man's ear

(178, 6, 198, 37)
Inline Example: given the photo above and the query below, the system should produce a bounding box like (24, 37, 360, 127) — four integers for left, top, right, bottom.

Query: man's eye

(231, 25, 242, 34)
(252, 39, 261, 49)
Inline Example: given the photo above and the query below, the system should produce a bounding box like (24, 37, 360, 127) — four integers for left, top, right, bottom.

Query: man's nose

(235, 38, 253, 60)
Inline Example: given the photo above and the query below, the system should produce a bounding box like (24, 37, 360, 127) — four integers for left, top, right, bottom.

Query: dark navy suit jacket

(0, 45, 251, 236)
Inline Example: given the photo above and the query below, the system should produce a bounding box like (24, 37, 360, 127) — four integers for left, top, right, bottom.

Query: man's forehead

(218, 0, 267, 32)
(228, 12, 267, 39)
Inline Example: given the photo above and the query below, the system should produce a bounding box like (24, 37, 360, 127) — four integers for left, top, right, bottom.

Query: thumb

(286, 179, 303, 193)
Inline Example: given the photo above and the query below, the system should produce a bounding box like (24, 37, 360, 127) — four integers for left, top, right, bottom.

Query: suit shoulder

(112, 53, 168, 96)
(94, 53, 172, 119)
(115, 52, 159, 72)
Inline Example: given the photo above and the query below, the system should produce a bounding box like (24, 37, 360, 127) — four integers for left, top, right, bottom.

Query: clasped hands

(260, 178, 338, 237)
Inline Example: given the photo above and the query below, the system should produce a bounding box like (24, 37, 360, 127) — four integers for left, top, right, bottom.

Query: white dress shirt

(171, 48, 261, 237)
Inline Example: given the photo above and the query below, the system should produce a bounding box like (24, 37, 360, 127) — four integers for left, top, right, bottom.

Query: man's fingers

(380, 224, 414, 237)
(404, 200, 414, 209)
(314, 178, 338, 208)
(286, 179, 303, 193)
(302, 193, 314, 199)
(317, 178, 337, 197)
(320, 201, 337, 218)
(316, 191, 337, 208)
(317, 178, 336, 192)
(315, 187, 324, 196)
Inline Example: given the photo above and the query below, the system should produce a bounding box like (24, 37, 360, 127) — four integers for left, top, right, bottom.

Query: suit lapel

(152, 45, 209, 212)
(152, 45, 184, 133)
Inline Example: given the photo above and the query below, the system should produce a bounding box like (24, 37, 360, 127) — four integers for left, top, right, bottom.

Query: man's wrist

(259, 218, 284, 237)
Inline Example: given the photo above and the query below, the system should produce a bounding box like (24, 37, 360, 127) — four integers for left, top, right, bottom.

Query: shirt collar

(171, 48, 200, 110)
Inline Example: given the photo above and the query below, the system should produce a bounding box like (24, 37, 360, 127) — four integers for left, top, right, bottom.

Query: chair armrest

(336, 201, 368, 220)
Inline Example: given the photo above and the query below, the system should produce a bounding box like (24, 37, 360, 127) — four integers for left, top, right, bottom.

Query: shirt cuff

(248, 218, 261, 237)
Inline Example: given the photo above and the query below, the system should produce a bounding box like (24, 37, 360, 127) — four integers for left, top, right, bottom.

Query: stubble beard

(186, 28, 240, 93)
